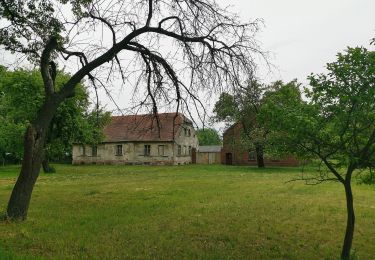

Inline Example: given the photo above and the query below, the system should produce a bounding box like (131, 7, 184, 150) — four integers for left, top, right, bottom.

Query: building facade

(221, 122, 299, 166)
(72, 113, 198, 165)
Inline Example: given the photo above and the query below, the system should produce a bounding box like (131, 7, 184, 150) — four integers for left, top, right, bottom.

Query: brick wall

(222, 122, 299, 167)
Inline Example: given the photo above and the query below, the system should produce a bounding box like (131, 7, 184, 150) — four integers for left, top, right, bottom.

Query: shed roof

(103, 113, 191, 142)
(198, 145, 222, 153)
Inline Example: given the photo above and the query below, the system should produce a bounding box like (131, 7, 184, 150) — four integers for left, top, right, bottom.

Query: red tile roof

(103, 113, 191, 142)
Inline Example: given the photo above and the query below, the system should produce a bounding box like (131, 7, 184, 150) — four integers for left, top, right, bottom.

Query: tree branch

(40, 37, 58, 96)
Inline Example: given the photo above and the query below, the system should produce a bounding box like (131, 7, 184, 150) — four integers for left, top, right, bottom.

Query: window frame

(115, 144, 123, 156)
(248, 150, 256, 161)
(144, 144, 151, 156)
(81, 145, 86, 156)
(91, 145, 97, 157)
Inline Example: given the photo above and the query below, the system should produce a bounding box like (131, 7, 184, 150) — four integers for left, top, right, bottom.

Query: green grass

(1, 164, 375, 259)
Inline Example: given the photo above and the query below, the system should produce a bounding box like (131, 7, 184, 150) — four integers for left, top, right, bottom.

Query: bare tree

(0, 0, 264, 220)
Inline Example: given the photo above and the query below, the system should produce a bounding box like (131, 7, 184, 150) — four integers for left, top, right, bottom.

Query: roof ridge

(111, 112, 184, 118)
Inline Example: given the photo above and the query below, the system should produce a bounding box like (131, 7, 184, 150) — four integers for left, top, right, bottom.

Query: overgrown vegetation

(357, 171, 375, 185)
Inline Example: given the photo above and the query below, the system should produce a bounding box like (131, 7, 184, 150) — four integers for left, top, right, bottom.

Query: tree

(213, 80, 267, 167)
(0, 67, 45, 163)
(0, 0, 263, 220)
(196, 128, 221, 146)
(260, 47, 375, 259)
(0, 67, 110, 171)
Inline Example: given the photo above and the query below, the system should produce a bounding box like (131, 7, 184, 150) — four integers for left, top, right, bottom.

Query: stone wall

(73, 142, 176, 165)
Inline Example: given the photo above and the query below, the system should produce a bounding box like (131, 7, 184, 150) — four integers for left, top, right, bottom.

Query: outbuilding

(196, 145, 222, 164)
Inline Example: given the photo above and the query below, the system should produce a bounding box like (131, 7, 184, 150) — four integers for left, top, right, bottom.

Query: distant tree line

(196, 128, 222, 146)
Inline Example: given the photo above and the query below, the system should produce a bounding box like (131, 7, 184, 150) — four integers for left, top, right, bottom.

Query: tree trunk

(6, 97, 61, 220)
(341, 181, 355, 260)
(255, 144, 265, 168)
(42, 157, 55, 173)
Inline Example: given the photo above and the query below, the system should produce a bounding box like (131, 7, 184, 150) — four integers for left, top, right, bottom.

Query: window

(81, 145, 86, 156)
(184, 128, 187, 136)
(116, 145, 123, 156)
(158, 145, 165, 156)
(188, 146, 192, 155)
(178, 145, 182, 156)
(188, 129, 191, 137)
(144, 145, 151, 156)
(248, 150, 256, 161)
(183, 145, 187, 155)
(92, 146, 97, 157)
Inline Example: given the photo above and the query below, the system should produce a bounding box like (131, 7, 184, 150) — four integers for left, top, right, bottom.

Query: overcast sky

(217, 0, 374, 84)
(1, 0, 373, 129)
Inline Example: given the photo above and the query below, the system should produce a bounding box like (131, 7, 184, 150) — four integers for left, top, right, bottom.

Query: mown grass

(0, 164, 375, 259)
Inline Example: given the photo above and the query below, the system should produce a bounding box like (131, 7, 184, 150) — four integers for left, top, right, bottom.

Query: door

(192, 148, 197, 164)
(225, 153, 232, 165)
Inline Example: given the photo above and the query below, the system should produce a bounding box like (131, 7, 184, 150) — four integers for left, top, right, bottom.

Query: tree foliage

(196, 128, 221, 146)
(260, 47, 375, 259)
(0, 67, 110, 163)
(213, 80, 267, 167)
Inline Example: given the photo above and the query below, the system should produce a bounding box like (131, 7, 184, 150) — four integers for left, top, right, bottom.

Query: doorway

(225, 153, 232, 165)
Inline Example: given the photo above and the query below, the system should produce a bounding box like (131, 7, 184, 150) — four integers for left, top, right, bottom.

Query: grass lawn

(0, 164, 375, 259)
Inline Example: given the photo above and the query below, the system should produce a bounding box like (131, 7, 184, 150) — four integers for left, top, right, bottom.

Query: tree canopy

(260, 46, 375, 259)
(0, 67, 110, 164)
(213, 80, 267, 167)
(196, 128, 221, 146)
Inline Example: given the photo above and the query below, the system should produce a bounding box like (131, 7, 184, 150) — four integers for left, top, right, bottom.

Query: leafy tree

(213, 80, 267, 167)
(196, 128, 221, 146)
(260, 47, 375, 259)
(0, 0, 263, 220)
(0, 67, 110, 171)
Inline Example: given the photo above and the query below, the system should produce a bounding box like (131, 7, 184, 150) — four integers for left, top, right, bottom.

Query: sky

(205, 0, 374, 130)
(1, 0, 374, 130)
(216, 0, 374, 84)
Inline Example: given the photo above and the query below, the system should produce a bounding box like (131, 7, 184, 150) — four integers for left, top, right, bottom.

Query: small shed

(197, 145, 222, 164)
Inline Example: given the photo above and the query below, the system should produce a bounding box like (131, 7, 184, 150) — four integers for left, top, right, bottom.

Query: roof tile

(103, 113, 189, 142)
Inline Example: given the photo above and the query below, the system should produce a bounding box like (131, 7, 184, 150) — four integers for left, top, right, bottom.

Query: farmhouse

(72, 113, 198, 165)
(221, 122, 299, 166)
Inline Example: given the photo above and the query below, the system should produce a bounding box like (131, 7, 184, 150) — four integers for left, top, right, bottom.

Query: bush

(357, 171, 375, 185)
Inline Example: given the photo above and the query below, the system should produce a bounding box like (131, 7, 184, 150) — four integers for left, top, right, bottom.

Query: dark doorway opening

(192, 148, 197, 164)
(225, 153, 232, 165)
